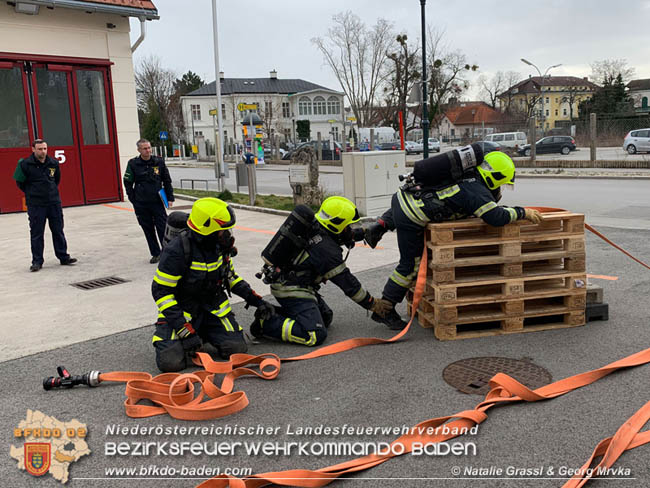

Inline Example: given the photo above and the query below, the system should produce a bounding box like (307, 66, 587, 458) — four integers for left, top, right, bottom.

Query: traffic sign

(237, 103, 257, 111)
(159, 131, 168, 140)
(327, 119, 337, 123)
(209, 109, 218, 116)
(347, 116, 356, 122)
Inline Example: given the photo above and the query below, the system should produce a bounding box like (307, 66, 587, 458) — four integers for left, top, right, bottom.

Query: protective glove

(180, 334, 202, 355)
(254, 300, 276, 321)
(369, 297, 393, 318)
(524, 208, 543, 224)
(176, 322, 196, 339)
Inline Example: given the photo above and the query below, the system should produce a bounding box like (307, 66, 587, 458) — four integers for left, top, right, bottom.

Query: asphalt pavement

(2, 184, 649, 487)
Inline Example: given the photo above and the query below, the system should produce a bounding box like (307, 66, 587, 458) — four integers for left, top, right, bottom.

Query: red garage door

(0, 55, 121, 213)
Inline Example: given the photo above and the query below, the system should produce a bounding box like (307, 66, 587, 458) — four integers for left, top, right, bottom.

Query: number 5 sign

(54, 150, 66, 164)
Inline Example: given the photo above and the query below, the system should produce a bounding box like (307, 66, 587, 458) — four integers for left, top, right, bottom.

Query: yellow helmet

(476, 152, 516, 190)
(315, 196, 360, 234)
(187, 198, 235, 236)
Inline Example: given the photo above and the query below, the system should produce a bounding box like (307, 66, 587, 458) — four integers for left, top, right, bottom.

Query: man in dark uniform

(151, 197, 275, 372)
(124, 138, 175, 263)
(13, 139, 77, 272)
(364, 151, 543, 330)
(251, 196, 391, 347)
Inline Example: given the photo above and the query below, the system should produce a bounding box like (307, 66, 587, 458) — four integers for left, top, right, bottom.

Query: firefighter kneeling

(151, 198, 274, 372)
(252, 196, 391, 346)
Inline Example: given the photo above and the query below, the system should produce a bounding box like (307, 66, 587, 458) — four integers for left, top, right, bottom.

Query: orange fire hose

(93, 208, 648, 486)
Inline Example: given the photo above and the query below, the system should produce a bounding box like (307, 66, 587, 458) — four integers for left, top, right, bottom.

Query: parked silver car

(404, 140, 423, 154)
(416, 137, 441, 153)
(623, 128, 650, 154)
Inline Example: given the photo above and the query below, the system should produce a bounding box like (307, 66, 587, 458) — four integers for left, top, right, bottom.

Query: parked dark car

(378, 141, 401, 151)
(282, 140, 342, 160)
(517, 136, 577, 156)
(476, 141, 502, 155)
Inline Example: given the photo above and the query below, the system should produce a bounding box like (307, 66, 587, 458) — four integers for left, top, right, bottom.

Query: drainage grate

(442, 357, 552, 396)
(70, 276, 130, 291)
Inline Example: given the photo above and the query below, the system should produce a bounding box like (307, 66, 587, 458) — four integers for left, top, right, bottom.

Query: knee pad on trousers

(154, 340, 187, 372)
(217, 340, 248, 359)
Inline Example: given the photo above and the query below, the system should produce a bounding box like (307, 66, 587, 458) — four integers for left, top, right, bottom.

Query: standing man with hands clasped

(13, 139, 77, 272)
(123, 138, 175, 263)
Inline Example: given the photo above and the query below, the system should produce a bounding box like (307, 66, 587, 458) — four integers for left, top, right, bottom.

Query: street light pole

(420, 0, 429, 159)
(211, 0, 226, 191)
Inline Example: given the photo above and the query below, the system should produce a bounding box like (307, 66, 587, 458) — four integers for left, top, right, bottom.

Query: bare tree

(312, 11, 394, 126)
(560, 86, 583, 121)
(382, 34, 421, 132)
(479, 70, 520, 110)
(135, 56, 182, 140)
(425, 26, 478, 131)
(590, 59, 635, 85)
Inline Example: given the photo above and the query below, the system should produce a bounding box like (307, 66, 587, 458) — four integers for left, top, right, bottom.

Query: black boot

(364, 221, 387, 249)
(250, 318, 264, 339)
(371, 306, 408, 330)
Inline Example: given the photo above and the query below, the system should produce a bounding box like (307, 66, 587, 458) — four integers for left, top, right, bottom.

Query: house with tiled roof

(435, 102, 504, 141)
(0, 0, 158, 212)
(626, 79, 650, 113)
(181, 70, 345, 147)
(498, 76, 599, 130)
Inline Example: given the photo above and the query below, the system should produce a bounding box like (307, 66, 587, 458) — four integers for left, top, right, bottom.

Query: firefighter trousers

(259, 295, 332, 347)
(152, 309, 246, 372)
(380, 194, 424, 305)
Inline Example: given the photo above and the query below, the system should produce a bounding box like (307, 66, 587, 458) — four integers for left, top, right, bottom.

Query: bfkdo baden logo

(10, 410, 90, 484)
(25, 442, 51, 476)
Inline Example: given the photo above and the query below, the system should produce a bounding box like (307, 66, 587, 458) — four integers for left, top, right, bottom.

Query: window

(265, 101, 273, 118)
(493, 135, 504, 142)
(191, 104, 201, 121)
(642, 97, 648, 109)
(545, 97, 549, 103)
(555, 98, 559, 103)
(194, 131, 203, 137)
(563, 108, 567, 116)
(313, 96, 326, 115)
(545, 110, 549, 116)
(555, 109, 558, 116)
(282, 102, 290, 118)
(505, 134, 514, 141)
(76, 70, 109, 145)
(298, 96, 311, 115)
(35, 68, 74, 146)
(517, 133, 526, 140)
(222, 103, 226, 119)
(327, 96, 341, 115)
(0, 67, 30, 148)
(283, 128, 291, 141)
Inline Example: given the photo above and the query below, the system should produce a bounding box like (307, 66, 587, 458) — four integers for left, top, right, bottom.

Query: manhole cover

(70, 276, 130, 291)
(442, 357, 552, 396)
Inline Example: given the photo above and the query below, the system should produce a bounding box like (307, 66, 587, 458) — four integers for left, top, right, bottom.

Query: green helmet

(315, 196, 360, 234)
(476, 152, 516, 190)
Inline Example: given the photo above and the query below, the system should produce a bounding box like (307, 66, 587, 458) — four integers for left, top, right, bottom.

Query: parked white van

(485, 132, 527, 148)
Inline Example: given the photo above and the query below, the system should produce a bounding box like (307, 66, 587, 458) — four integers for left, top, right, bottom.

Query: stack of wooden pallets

(407, 211, 587, 341)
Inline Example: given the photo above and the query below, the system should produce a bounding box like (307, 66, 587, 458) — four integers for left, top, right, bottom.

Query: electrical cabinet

(342, 150, 406, 216)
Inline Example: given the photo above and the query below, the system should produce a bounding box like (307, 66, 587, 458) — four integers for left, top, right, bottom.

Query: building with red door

(0, 0, 158, 213)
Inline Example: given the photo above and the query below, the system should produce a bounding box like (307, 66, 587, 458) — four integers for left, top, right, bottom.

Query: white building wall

(0, 4, 140, 179)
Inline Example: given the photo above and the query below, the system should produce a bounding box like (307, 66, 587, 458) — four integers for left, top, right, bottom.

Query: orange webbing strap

(530, 206, 650, 270)
(97, 245, 428, 420)
(195, 348, 650, 488)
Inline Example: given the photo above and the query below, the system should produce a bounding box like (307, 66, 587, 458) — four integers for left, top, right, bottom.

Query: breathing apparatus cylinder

(260, 204, 316, 271)
(163, 211, 190, 248)
(411, 143, 485, 188)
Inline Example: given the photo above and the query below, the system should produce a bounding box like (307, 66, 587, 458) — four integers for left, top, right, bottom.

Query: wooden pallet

(425, 211, 584, 245)
(419, 308, 586, 341)
(418, 291, 586, 326)
(425, 272, 587, 305)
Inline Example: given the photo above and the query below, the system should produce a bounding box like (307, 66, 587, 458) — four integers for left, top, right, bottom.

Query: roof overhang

(15, 0, 159, 20)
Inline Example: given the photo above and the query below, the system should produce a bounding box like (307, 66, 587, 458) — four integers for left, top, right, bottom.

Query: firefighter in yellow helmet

(151, 198, 274, 372)
(364, 150, 543, 330)
(251, 196, 391, 346)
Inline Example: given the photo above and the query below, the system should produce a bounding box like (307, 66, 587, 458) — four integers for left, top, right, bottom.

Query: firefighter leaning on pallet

(251, 196, 392, 346)
(151, 197, 275, 372)
(363, 145, 544, 330)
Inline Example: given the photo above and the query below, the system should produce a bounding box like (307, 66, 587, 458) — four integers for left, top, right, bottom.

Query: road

(170, 166, 650, 230)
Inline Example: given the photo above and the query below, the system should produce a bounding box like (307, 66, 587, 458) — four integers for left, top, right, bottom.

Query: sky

(131, 0, 650, 100)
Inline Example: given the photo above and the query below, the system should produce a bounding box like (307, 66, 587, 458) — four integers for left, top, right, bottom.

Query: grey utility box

(342, 150, 406, 217)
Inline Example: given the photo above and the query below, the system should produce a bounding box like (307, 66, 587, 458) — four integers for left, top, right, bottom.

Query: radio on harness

(256, 205, 318, 284)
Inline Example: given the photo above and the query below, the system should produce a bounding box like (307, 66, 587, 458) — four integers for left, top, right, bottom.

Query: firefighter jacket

(398, 175, 525, 228)
(151, 233, 258, 333)
(13, 154, 61, 206)
(269, 228, 374, 310)
(123, 155, 174, 205)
